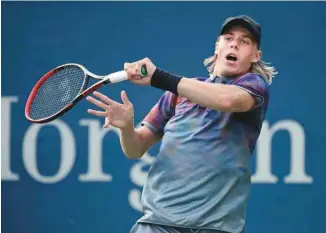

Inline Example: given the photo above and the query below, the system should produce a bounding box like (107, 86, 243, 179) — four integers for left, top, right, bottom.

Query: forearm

(150, 68, 253, 112)
(119, 126, 145, 159)
(177, 78, 239, 111)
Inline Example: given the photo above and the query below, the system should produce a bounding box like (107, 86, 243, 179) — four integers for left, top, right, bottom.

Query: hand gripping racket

(25, 63, 147, 124)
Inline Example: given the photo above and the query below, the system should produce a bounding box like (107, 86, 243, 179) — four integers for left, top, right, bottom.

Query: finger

(131, 75, 142, 80)
(144, 57, 150, 62)
(134, 63, 140, 76)
(86, 96, 108, 110)
(129, 64, 137, 76)
(87, 109, 107, 117)
(126, 71, 134, 80)
(121, 90, 131, 105)
(124, 62, 130, 71)
(93, 91, 118, 105)
(103, 117, 110, 128)
(142, 57, 151, 66)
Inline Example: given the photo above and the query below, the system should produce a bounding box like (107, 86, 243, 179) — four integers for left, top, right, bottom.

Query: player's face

(214, 26, 262, 77)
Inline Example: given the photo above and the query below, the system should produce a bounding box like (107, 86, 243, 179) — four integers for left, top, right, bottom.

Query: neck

(212, 66, 223, 78)
(212, 66, 232, 79)
(212, 64, 248, 79)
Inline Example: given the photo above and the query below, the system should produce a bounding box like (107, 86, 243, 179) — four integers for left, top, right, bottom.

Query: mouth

(225, 53, 238, 62)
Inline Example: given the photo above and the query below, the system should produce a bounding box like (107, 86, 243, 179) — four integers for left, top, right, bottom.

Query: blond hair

(203, 45, 278, 85)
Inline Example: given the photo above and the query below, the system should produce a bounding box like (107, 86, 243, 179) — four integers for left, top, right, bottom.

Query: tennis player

(87, 15, 277, 233)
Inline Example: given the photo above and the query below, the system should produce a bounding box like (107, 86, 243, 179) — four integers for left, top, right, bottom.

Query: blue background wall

(2, 2, 326, 233)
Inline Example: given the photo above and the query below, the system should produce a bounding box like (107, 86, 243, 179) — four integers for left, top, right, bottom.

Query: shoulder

(235, 73, 267, 84)
(233, 73, 269, 92)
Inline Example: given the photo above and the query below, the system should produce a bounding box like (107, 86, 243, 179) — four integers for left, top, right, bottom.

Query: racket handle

(108, 71, 129, 83)
(109, 65, 148, 83)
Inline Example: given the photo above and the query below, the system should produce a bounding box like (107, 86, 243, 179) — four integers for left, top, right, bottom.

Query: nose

(230, 40, 239, 50)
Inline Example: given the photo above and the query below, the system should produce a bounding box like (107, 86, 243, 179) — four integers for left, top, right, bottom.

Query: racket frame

(25, 63, 129, 124)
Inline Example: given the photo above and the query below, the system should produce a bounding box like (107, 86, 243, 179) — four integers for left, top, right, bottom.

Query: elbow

(211, 87, 254, 112)
(216, 97, 252, 113)
(125, 153, 143, 160)
(122, 149, 144, 160)
(126, 155, 142, 160)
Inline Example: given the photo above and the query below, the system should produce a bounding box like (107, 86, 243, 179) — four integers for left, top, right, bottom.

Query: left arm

(177, 78, 255, 112)
(124, 58, 265, 113)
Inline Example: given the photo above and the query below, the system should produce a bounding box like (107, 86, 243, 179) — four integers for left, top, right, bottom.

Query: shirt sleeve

(233, 73, 269, 109)
(141, 91, 177, 135)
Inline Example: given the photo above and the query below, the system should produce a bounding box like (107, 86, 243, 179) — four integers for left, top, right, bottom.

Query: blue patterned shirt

(138, 73, 269, 233)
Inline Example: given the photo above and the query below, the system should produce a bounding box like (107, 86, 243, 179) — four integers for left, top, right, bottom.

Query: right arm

(119, 90, 177, 159)
(119, 125, 161, 159)
(86, 90, 176, 159)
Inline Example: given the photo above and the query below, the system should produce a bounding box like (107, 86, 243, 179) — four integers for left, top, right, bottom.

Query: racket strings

(29, 66, 86, 120)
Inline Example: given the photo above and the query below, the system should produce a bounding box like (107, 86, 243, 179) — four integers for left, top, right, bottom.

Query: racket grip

(109, 71, 129, 83)
(109, 65, 147, 83)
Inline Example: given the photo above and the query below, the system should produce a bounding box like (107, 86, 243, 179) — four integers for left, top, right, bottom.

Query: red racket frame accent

(25, 67, 111, 124)
(25, 69, 55, 121)
(24, 66, 71, 123)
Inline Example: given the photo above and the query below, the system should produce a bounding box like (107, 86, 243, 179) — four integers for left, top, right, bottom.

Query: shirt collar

(209, 75, 233, 84)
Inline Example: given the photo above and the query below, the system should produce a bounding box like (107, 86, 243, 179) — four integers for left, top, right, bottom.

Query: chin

(220, 69, 241, 77)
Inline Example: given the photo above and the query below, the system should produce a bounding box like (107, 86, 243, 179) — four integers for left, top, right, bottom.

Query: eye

(225, 37, 232, 41)
(241, 39, 250, 45)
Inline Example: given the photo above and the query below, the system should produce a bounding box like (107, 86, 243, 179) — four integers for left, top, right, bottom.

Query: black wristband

(150, 68, 182, 95)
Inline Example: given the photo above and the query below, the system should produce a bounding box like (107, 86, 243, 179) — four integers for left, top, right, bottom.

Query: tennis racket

(25, 63, 147, 124)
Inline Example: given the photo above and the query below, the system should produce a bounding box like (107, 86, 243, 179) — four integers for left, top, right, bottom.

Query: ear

(251, 48, 262, 63)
